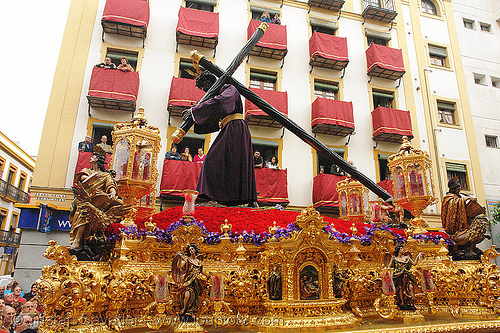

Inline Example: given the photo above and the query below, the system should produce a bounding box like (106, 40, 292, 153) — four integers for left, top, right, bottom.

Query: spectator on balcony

(78, 135, 94, 153)
(259, 11, 272, 23)
(193, 148, 205, 164)
(266, 156, 279, 169)
(117, 57, 134, 72)
(96, 135, 113, 154)
(12, 288, 26, 305)
(0, 306, 15, 332)
(22, 285, 36, 302)
(271, 13, 281, 25)
(181, 147, 193, 162)
(95, 57, 117, 69)
(253, 151, 263, 168)
(165, 145, 181, 160)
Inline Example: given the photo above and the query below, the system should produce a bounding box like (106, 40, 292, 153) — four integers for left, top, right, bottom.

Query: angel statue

(172, 243, 210, 322)
(69, 147, 131, 260)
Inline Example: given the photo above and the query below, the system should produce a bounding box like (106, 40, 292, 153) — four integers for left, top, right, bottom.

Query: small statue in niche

(332, 264, 345, 298)
(300, 266, 320, 301)
(387, 244, 423, 310)
(267, 266, 282, 300)
(171, 243, 210, 322)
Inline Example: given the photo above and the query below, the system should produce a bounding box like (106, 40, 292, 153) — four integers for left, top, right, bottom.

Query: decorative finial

(269, 221, 278, 234)
(133, 107, 148, 127)
(220, 219, 232, 237)
(350, 223, 358, 237)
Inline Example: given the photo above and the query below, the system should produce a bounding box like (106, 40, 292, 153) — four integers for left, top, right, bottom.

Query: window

(317, 148, 345, 175)
(480, 22, 491, 32)
(0, 210, 7, 231)
(310, 17, 337, 36)
(372, 90, 394, 108)
(429, 45, 448, 67)
(251, 139, 279, 165)
(446, 162, 469, 191)
(378, 153, 393, 181)
(185, 0, 215, 12)
(0, 157, 5, 180)
(9, 213, 19, 232)
(367, 36, 388, 46)
(421, 0, 437, 15)
(18, 172, 27, 192)
(250, 70, 277, 90)
(365, 28, 391, 46)
(106, 48, 139, 71)
(485, 135, 498, 148)
(473, 73, 486, 85)
(6, 166, 16, 186)
(314, 80, 338, 100)
(437, 101, 457, 125)
(463, 18, 474, 29)
(178, 132, 206, 158)
(250, 5, 280, 21)
(492, 77, 500, 88)
(179, 59, 205, 79)
(92, 122, 116, 150)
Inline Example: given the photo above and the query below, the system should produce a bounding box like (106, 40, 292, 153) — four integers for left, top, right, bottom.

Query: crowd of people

(0, 281, 39, 333)
(95, 57, 134, 72)
(253, 150, 280, 170)
(259, 11, 281, 25)
(165, 145, 206, 164)
(78, 135, 113, 154)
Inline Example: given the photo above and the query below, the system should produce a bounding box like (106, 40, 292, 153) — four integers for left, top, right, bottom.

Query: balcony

(176, 7, 219, 51)
(372, 106, 413, 143)
(308, 0, 345, 12)
(366, 43, 405, 81)
(312, 173, 346, 209)
(245, 88, 288, 128)
(160, 159, 289, 205)
(101, 0, 150, 45)
(362, 0, 397, 23)
(167, 77, 205, 118)
(0, 230, 21, 247)
(87, 67, 140, 113)
(0, 180, 29, 204)
(311, 98, 354, 136)
(309, 32, 349, 72)
(248, 19, 288, 61)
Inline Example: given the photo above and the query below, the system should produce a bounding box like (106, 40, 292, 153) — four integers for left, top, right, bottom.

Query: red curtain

(176, 6, 219, 39)
(372, 106, 413, 139)
(366, 43, 405, 74)
(88, 67, 140, 102)
(311, 97, 354, 129)
(312, 174, 347, 208)
(74, 152, 112, 180)
(167, 77, 205, 109)
(245, 88, 288, 117)
(255, 168, 289, 204)
(248, 19, 287, 50)
(377, 179, 395, 197)
(309, 32, 348, 62)
(102, 0, 150, 28)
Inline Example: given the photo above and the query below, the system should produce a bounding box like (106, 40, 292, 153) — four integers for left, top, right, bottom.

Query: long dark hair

(268, 155, 278, 166)
(394, 244, 403, 256)
(93, 152, 107, 172)
(185, 243, 200, 256)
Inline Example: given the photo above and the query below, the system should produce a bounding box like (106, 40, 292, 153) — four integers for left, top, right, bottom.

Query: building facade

(0, 131, 34, 275)
(17, 0, 493, 280)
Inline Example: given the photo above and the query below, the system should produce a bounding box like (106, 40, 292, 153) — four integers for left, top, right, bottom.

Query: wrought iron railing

(0, 179, 29, 203)
(0, 230, 21, 247)
(363, 0, 394, 10)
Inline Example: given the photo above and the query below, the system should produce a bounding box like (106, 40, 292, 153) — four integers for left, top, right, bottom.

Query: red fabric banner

(161, 160, 289, 204)
(88, 67, 140, 102)
(366, 43, 405, 74)
(102, 0, 150, 28)
(311, 97, 354, 129)
(255, 168, 289, 204)
(312, 173, 347, 208)
(377, 179, 395, 197)
(372, 106, 413, 139)
(309, 32, 348, 62)
(74, 152, 112, 180)
(176, 6, 219, 39)
(167, 77, 205, 109)
(245, 88, 288, 117)
(248, 19, 287, 50)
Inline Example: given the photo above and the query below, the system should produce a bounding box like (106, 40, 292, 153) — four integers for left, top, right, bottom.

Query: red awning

(245, 88, 288, 116)
(88, 67, 140, 102)
(377, 179, 394, 197)
(372, 106, 413, 142)
(160, 159, 288, 204)
(74, 152, 112, 181)
(309, 32, 348, 68)
(167, 77, 205, 115)
(248, 19, 287, 50)
(102, 0, 150, 28)
(255, 168, 289, 205)
(312, 173, 347, 208)
(311, 97, 354, 136)
(176, 6, 219, 39)
(366, 43, 405, 80)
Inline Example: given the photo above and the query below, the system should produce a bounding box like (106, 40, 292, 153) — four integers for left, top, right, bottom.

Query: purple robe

(191, 84, 257, 205)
